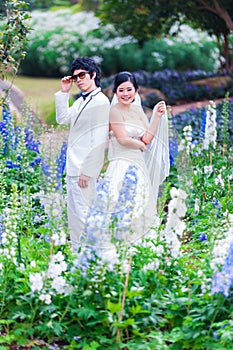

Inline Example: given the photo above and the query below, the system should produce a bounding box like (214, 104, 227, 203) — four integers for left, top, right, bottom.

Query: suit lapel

(73, 89, 101, 127)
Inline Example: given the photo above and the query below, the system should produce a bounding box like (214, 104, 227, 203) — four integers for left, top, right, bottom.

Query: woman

(83, 71, 169, 260)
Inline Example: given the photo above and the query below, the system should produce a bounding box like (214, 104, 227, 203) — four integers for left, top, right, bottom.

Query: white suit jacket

(55, 88, 110, 178)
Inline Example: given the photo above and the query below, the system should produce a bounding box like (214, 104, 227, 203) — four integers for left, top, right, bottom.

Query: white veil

(144, 102, 170, 200)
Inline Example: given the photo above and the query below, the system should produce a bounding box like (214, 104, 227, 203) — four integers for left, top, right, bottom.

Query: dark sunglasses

(71, 71, 89, 81)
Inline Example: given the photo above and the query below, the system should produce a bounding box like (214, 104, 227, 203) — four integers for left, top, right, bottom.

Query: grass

(13, 75, 78, 124)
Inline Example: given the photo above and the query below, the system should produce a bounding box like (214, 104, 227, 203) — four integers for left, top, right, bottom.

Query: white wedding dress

(82, 103, 170, 261)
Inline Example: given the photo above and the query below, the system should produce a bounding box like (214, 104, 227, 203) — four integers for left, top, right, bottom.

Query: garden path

(0, 79, 42, 125)
(170, 97, 227, 115)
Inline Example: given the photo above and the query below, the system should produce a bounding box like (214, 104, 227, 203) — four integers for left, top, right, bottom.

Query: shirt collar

(81, 87, 101, 100)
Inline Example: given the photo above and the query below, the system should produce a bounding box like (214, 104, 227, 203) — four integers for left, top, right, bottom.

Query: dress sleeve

(144, 102, 170, 200)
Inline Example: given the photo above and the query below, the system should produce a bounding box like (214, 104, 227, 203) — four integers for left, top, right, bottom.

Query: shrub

(13, 9, 220, 77)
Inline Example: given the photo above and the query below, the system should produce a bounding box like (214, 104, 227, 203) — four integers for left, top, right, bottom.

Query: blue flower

(73, 246, 96, 277)
(211, 240, 233, 297)
(6, 160, 20, 169)
(169, 137, 178, 166)
(84, 178, 110, 243)
(111, 165, 138, 240)
(199, 233, 208, 241)
(41, 161, 52, 176)
(56, 141, 67, 179)
(24, 128, 41, 153)
(30, 157, 41, 167)
(56, 141, 67, 189)
(213, 199, 222, 218)
(201, 110, 207, 138)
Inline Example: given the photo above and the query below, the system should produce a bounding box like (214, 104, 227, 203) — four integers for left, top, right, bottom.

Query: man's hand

(61, 76, 73, 93)
(78, 174, 90, 188)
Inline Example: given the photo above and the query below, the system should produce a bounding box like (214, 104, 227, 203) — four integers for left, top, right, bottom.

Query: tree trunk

(223, 33, 230, 73)
(198, 0, 233, 32)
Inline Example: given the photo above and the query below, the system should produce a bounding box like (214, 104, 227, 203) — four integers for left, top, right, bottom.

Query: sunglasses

(71, 71, 89, 81)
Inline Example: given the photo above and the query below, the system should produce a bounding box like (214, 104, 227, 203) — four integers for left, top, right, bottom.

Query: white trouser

(66, 175, 96, 253)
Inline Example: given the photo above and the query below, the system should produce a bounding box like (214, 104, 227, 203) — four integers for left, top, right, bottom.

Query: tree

(173, 0, 233, 72)
(98, 0, 179, 46)
(194, 0, 233, 31)
(0, 0, 31, 108)
(97, 0, 233, 72)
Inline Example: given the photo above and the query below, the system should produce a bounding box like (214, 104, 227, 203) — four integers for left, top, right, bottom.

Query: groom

(55, 56, 110, 252)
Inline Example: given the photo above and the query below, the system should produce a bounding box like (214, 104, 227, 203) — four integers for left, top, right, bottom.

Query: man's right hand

(61, 76, 73, 93)
(78, 174, 90, 188)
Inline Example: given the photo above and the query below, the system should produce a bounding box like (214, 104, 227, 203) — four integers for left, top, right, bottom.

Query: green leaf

(130, 304, 150, 315)
(83, 341, 100, 350)
(107, 301, 121, 314)
(113, 318, 135, 329)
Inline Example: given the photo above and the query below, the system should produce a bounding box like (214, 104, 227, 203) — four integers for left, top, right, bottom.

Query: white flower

(51, 276, 67, 294)
(30, 261, 36, 268)
(164, 187, 188, 257)
(214, 174, 224, 188)
(47, 260, 67, 278)
(204, 165, 213, 175)
(39, 293, 52, 305)
(228, 214, 233, 225)
(194, 198, 200, 212)
(210, 228, 233, 272)
(143, 259, 160, 271)
(29, 273, 44, 292)
(203, 101, 217, 150)
(54, 251, 65, 262)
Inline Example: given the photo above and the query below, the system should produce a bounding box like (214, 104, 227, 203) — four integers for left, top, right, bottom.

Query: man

(55, 56, 110, 252)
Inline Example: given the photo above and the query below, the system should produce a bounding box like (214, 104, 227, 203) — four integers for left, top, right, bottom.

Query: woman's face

(116, 81, 136, 105)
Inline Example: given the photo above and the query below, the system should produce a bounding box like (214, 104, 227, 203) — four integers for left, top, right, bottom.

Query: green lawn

(13, 75, 77, 124)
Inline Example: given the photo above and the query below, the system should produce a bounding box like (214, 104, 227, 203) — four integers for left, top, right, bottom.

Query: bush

(14, 9, 221, 77)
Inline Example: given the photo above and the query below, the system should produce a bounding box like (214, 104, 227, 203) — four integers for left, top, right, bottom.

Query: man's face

(71, 69, 97, 92)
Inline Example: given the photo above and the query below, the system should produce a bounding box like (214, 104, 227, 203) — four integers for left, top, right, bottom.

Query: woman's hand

(154, 101, 166, 118)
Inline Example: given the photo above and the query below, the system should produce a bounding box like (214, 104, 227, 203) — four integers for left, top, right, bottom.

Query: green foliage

(0, 98, 233, 348)
(0, 0, 31, 107)
(17, 9, 220, 78)
(98, 0, 177, 45)
(97, 0, 233, 72)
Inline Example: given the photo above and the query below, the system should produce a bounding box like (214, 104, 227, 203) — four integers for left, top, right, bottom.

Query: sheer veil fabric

(145, 102, 170, 200)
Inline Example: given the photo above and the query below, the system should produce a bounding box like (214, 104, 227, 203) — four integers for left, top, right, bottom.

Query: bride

(82, 71, 170, 261)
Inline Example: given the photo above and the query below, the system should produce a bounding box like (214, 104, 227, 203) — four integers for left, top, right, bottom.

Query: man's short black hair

(71, 56, 101, 87)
